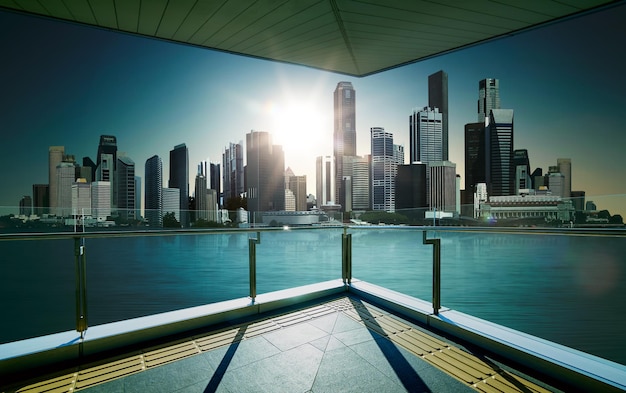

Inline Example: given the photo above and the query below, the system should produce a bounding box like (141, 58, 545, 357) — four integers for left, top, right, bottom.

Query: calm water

(1, 228, 625, 366)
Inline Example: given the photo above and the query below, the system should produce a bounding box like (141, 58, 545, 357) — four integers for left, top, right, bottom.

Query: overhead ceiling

(0, 0, 619, 76)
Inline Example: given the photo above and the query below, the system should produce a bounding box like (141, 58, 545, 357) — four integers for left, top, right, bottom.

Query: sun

(270, 101, 331, 160)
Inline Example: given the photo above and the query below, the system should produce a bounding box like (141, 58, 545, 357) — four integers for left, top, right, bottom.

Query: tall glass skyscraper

(222, 142, 244, 203)
(116, 154, 136, 221)
(48, 146, 64, 212)
(409, 107, 443, 164)
(428, 70, 448, 160)
(464, 122, 486, 206)
(145, 155, 163, 227)
(371, 127, 397, 212)
(246, 131, 284, 215)
(486, 109, 514, 196)
(333, 81, 356, 209)
(169, 143, 189, 227)
(478, 78, 500, 123)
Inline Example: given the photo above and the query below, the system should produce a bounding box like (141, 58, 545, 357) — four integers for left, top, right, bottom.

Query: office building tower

(285, 168, 307, 212)
(162, 188, 181, 224)
(531, 168, 544, 190)
(429, 161, 457, 213)
(547, 166, 565, 197)
(82, 157, 96, 183)
(117, 154, 136, 221)
(71, 179, 91, 216)
(486, 109, 514, 196)
(56, 161, 77, 217)
(19, 196, 32, 216)
(246, 131, 285, 214)
(48, 146, 64, 212)
(209, 163, 221, 193)
(145, 155, 163, 227)
(409, 107, 443, 164)
(222, 142, 244, 202)
(96, 135, 118, 206)
(464, 122, 486, 207)
(92, 181, 111, 221)
(570, 190, 585, 212)
(195, 169, 208, 221)
(371, 127, 397, 212)
(395, 163, 427, 214)
(557, 158, 572, 198)
(342, 156, 370, 210)
(316, 155, 335, 207)
(206, 189, 218, 222)
(334, 82, 356, 209)
(32, 184, 49, 215)
(134, 176, 141, 220)
(169, 143, 189, 227)
(478, 78, 500, 123)
(513, 149, 532, 194)
(428, 70, 449, 160)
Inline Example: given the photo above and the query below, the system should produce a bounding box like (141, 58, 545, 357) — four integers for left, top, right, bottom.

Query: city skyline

(1, 4, 625, 216)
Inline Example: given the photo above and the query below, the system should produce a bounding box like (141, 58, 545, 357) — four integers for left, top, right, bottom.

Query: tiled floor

(11, 296, 557, 393)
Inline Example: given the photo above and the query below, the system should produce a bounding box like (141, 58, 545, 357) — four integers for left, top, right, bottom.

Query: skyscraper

(464, 122, 486, 206)
(513, 149, 532, 194)
(48, 146, 64, 212)
(117, 154, 136, 221)
(409, 107, 443, 164)
(478, 78, 500, 123)
(395, 163, 427, 213)
(428, 70, 448, 160)
(222, 142, 244, 203)
(246, 131, 285, 214)
(92, 181, 111, 221)
(56, 161, 77, 217)
(169, 143, 189, 227)
(195, 167, 208, 221)
(486, 109, 514, 196)
(71, 179, 91, 217)
(557, 158, 572, 198)
(371, 127, 397, 212)
(333, 82, 356, 209)
(134, 176, 141, 220)
(145, 155, 163, 227)
(316, 155, 335, 207)
(285, 168, 307, 212)
(96, 135, 118, 207)
(19, 196, 32, 216)
(342, 156, 370, 211)
(429, 161, 457, 212)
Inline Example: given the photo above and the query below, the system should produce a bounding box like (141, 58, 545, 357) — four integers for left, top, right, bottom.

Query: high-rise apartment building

(246, 131, 285, 214)
(371, 127, 397, 212)
(557, 158, 572, 198)
(316, 155, 335, 207)
(92, 181, 111, 221)
(117, 154, 136, 221)
(169, 143, 189, 227)
(486, 109, 514, 196)
(222, 142, 244, 203)
(478, 78, 500, 123)
(333, 82, 356, 209)
(464, 122, 486, 207)
(428, 70, 448, 160)
(145, 155, 163, 227)
(48, 146, 64, 212)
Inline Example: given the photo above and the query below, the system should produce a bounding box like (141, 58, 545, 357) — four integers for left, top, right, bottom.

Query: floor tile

(308, 313, 338, 334)
(122, 354, 214, 393)
(201, 336, 281, 372)
(263, 322, 328, 351)
(332, 313, 364, 334)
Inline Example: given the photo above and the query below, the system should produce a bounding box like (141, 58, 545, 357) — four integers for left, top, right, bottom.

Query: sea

(1, 227, 625, 366)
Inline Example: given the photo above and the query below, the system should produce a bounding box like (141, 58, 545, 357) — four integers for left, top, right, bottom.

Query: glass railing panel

(437, 228, 626, 365)
(0, 237, 75, 343)
(350, 227, 433, 300)
(86, 231, 250, 326)
(255, 227, 343, 294)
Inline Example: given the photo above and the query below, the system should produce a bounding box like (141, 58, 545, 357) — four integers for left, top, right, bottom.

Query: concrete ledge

(347, 279, 444, 324)
(0, 279, 346, 382)
(429, 309, 626, 393)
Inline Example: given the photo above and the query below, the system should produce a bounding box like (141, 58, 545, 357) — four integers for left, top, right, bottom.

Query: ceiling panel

(0, 0, 618, 76)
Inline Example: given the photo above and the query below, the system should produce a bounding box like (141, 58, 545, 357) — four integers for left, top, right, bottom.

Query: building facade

(222, 142, 244, 202)
(371, 127, 397, 212)
(169, 143, 189, 226)
(333, 81, 356, 209)
(486, 109, 514, 197)
(48, 146, 64, 212)
(429, 161, 457, 213)
(246, 131, 285, 214)
(316, 155, 335, 207)
(117, 154, 136, 221)
(428, 70, 448, 160)
(478, 78, 500, 123)
(92, 181, 111, 221)
(145, 155, 163, 227)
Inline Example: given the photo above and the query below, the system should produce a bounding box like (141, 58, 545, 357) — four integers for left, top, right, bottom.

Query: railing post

(248, 232, 261, 303)
(342, 228, 352, 285)
(74, 237, 88, 336)
(423, 231, 441, 315)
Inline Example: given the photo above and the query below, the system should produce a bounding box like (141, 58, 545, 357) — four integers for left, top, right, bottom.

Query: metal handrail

(248, 232, 261, 303)
(422, 231, 441, 315)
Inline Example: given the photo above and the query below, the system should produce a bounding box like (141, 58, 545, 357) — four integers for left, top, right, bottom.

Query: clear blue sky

(1, 3, 625, 216)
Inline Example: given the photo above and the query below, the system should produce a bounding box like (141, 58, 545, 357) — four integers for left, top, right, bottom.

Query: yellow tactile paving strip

(10, 297, 552, 393)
